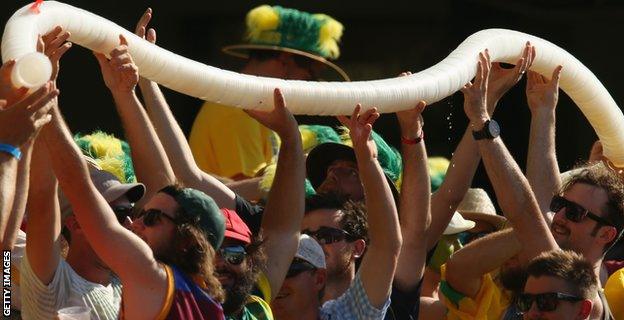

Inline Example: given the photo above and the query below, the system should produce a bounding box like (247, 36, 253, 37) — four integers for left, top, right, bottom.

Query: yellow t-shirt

(189, 102, 274, 178)
(440, 264, 511, 320)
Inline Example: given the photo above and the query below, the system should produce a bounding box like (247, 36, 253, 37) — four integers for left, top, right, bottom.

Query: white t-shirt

(19, 236, 122, 320)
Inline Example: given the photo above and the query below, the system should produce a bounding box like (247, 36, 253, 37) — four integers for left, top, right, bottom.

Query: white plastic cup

(10, 52, 52, 89)
(57, 306, 92, 320)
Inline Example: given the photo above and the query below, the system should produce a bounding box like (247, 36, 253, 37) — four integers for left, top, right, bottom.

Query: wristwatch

(472, 119, 500, 140)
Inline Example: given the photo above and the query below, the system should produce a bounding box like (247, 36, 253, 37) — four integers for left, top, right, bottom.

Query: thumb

(550, 65, 563, 88)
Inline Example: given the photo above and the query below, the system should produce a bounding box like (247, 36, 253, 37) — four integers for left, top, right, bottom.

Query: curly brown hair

(170, 223, 225, 303)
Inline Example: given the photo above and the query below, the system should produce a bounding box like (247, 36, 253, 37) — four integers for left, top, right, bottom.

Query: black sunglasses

(286, 259, 317, 278)
(218, 245, 247, 266)
(302, 226, 357, 245)
(112, 205, 134, 224)
(136, 208, 177, 227)
(550, 195, 614, 227)
(517, 292, 583, 312)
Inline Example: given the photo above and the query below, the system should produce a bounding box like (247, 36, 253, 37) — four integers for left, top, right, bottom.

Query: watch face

(488, 120, 501, 137)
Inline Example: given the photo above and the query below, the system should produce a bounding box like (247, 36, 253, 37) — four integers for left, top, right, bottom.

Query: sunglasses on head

(302, 226, 357, 245)
(550, 195, 614, 226)
(286, 259, 317, 278)
(112, 205, 134, 224)
(136, 208, 177, 227)
(517, 292, 583, 313)
(218, 245, 247, 266)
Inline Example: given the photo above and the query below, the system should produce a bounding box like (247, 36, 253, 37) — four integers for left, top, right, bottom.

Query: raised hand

(245, 88, 298, 139)
(94, 35, 139, 93)
(0, 82, 58, 147)
(338, 104, 380, 159)
(461, 50, 491, 125)
(487, 42, 534, 113)
(38, 26, 72, 82)
(135, 8, 157, 44)
(526, 65, 563, 111)
(396, 71, 427, 139)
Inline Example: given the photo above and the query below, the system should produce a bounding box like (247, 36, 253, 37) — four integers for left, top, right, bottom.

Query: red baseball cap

(221, 208, 252, 245)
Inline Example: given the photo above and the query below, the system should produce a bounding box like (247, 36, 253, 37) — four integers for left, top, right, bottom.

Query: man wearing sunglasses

(20, 147, 144, 320)
(519, 250, 598, 320)
(460, 50, 621, 319)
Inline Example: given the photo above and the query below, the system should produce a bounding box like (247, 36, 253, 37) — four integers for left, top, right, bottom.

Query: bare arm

(134, 10, 236, 208)
(24, 136, 62, 284)
(395, 98, 430, 291)
(2, 140, 33, 250)
(465, 51, 557, 258)
(445, 228, 521, 297)
(427, 43, 533, 250)
(43, 104, 167, 301)
(250, 89, 304, 299)
(339, 105, 402, 308)
(526, 66, 563, 220)
(94, 35, 175, 208)
(0, 156, 17, 241)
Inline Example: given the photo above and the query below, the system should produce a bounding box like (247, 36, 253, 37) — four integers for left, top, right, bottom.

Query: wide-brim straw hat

(456, 188, 507, 230)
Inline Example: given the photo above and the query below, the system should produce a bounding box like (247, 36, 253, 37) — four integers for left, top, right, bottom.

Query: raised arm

(0, 76, 57, 242)
(2, 27, 72, 251)
(2, 140, 33, 250)
(43, 102, 168, 304)
(394, 96, 430, 291)
(338, 105, 402, 308)
(526, 65, 563, 220)
(427, 43, 533, 250)
(94, 35, 175, 208)
(134, 9, 236, 208)
(444, 228, 521, 298)
(247, 88, 304, 299)
(464, 50, 557, 258)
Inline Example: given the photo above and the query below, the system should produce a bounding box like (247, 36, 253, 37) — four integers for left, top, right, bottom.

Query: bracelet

(0, 143, 21, 160)
(401, 130, 424, 145)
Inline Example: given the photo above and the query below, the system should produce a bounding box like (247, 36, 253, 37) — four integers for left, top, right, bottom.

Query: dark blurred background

(2, 0, 623, 202)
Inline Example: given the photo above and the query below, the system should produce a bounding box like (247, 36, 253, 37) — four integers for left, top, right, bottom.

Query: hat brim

(222, 44, 350, 82)
(102, 183, 146, 204)
(306, 143, 399, 204)
(458, 211, 507, 231)
(224, 230, 252, 245)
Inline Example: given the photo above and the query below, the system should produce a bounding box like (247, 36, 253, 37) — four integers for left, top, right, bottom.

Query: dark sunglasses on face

(286, 259, 317, 278)
(516, 292, 583, 313)
(112, 205, 134, 224)
(550, 195, 614, 227)
(218, 245, 247, 266)
(136, 208, 177, 227)
(302, 226, 357, 245)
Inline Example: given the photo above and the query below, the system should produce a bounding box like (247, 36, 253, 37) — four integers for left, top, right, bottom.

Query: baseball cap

(295, 234, 326, 269)
(222, 208, 252, 245)
(443, 212, 476, 235)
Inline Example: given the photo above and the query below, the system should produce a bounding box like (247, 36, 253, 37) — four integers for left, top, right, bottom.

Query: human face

(271, 260, 325, 320)
(214, 238, 251, 290)
(549, 183, 611, 255)
(301, 209, 362, 279)
(316, 160, 364, 201)
(130, 192, 178, 258)
(521, 276, 590, 320)
(109, 195, 134, 228)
